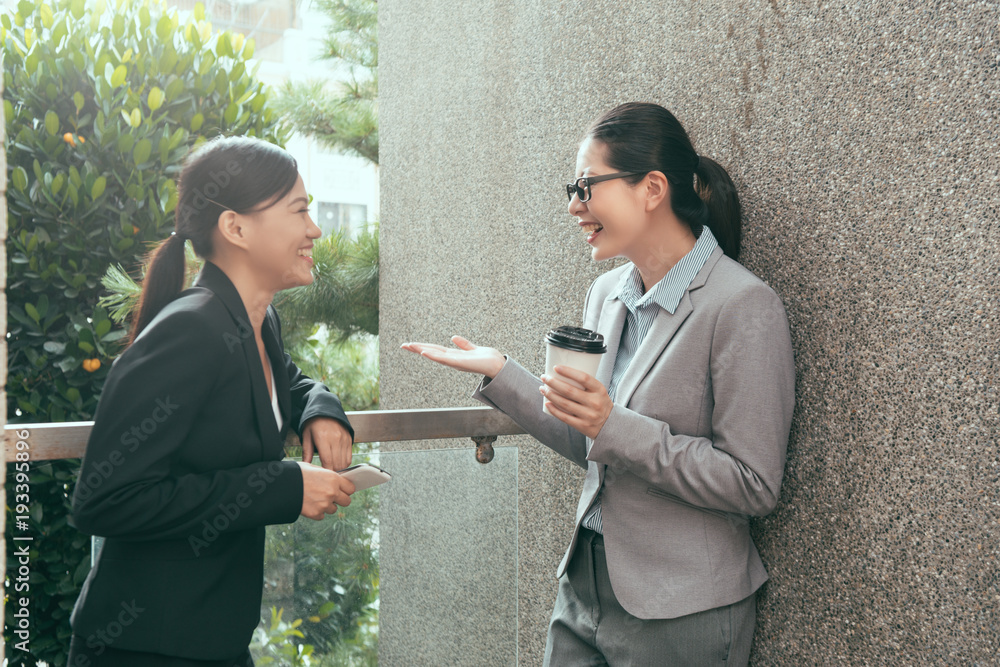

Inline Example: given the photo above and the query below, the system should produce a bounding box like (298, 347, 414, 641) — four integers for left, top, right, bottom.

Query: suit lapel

(612, 296, 694, 409)
(192, 261, 280, 458)
(595, 297, 627, 388)
(262, 313, 290, 441)
(612, 246, 725, 409)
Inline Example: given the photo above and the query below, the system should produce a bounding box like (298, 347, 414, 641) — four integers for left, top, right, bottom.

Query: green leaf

(224, 102, 238, 125)
(147, 86, 164, 111)
(73, 91, 85, 112)
(43, 341, 66, 354)
(51, 173, 65, 196)
(133, 138, 152, 164)
(45, 110, 60, 136)
(198, 51, 215, 76)
(91, 176, 107, 199)
(117, 132, 135, 154)
(244, 37, 255, 59)
(130, 107, 142, 127)
(25, 303, 41, 323)
(112, 13, 124, 38)
(12, 166, 28, 192)
(35, 294, 50, 319)
(70, 0, 85, 19)
(40, 3, 54, 28)
(110, 64, 127, 87)
(165, 76, 184, 101)
(194, 1, 205, 20)
(156, 15, 172, 42)
(190, 112, 204, 131)
(94, 319, 112, 338)
(216, 32, 231, 58)
(169, 127, 185, 149)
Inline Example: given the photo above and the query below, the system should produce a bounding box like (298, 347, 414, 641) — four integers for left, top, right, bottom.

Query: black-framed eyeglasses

(566, 172, 640, 203)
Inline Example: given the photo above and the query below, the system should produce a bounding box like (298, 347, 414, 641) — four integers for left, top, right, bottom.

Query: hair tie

(694, 154, 702, 170)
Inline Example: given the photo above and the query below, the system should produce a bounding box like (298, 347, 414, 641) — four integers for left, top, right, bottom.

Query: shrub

(2, 0, 288, 662)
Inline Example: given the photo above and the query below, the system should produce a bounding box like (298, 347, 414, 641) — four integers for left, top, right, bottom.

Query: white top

(266, 354, 283, 431)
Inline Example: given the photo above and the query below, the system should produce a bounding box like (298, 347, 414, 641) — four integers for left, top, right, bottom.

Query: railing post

(471, 435, 497, 464)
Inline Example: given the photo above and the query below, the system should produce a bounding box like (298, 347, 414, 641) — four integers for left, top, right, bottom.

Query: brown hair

(587, 102, 742, 260)
(127, 136, 298, 346)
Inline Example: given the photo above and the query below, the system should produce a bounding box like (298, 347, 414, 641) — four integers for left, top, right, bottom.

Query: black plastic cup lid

(545, 326, 607, 354)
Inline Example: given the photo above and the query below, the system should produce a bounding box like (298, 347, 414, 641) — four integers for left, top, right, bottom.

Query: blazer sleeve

(473, 358, 589, 468)
(71, 308, 304, 540)
(471, 281, 599, 469)
(585, 282, 795, 517)
(270, 307, 355, 442)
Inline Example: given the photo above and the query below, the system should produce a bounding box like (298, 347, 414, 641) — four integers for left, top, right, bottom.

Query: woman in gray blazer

(68, 136, 357, 665)
(403, 103, 795, 665)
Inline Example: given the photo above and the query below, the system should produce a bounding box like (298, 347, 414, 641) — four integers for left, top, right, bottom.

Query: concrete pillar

(379, 1, 1000, 663)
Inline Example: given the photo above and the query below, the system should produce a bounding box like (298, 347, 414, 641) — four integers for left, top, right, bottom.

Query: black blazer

(69, 260, 353, 659)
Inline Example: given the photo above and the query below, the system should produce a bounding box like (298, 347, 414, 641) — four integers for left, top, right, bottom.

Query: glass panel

(257, 452, 381, 666)
(256, 445, 518, 666)
(377, 446, 518, 667)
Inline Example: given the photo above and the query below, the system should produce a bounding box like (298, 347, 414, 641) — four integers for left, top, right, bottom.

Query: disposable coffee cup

(543, 326, 607, 416)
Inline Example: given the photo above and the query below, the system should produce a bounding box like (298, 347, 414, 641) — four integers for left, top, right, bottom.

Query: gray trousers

(544, 528, 756, 666)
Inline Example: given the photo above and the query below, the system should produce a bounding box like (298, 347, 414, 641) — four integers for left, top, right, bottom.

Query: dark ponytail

(127, 233, 189, 347)
(587, 102, 742, 260)
(126, 135, 299, 347)
(694, 155, 741, 261)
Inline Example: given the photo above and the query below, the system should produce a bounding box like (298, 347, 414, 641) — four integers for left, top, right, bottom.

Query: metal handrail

(5, 407, 527, 464)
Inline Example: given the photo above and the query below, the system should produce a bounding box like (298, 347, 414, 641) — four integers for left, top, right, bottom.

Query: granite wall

(379, 1, 999, 664)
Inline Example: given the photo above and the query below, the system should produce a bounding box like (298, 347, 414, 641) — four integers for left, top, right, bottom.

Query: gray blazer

(473, 246, 795, 620)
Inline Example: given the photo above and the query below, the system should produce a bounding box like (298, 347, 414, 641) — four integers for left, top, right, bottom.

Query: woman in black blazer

(67, 136, 357, 665)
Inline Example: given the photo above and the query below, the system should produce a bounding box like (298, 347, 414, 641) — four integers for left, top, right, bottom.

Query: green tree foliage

(273, 224, 379, 346)
(269, 0, 377, 165)
(2, 0, 287, 662)
(259, 483, 379, 664)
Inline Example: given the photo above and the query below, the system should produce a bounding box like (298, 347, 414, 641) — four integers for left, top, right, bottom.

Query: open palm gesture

(400, 335, 506, 379)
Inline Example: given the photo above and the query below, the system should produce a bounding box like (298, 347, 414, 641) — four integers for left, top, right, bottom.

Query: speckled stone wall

(379, 1, 1000, 664)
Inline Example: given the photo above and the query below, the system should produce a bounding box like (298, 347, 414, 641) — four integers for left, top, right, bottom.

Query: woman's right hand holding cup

(297, 462, 355, 520)
(400, 336, 506, 379)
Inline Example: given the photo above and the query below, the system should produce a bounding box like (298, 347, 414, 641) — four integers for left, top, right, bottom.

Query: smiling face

(569, 136, 651, 262)
(243, 174, 321, 291)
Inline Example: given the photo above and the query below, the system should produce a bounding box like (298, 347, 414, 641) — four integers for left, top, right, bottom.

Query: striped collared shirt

(581, 227, 719, 535)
